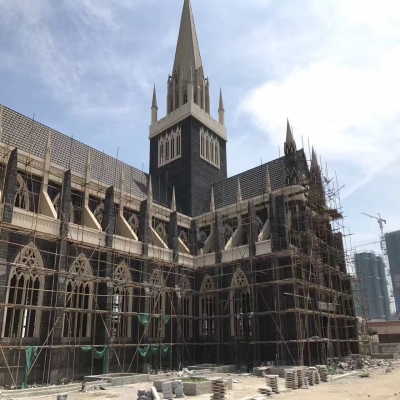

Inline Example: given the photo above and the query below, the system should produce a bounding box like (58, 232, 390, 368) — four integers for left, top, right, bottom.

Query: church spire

(151, 84, 158, 124)
(284, 118, 297, 155)
(168, 0, 209, 114)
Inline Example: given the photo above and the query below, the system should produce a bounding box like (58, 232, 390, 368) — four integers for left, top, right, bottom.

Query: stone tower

(149, 0, 227, 217)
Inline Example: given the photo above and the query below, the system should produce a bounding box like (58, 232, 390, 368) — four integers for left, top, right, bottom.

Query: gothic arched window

(112, 262, 132, 338)
(165, 136, 170, 162)
(179, 275, 192, 338)
(230, 268, 251, 337)
(14, 174, 30, 211)
(2, 243, 44, 338)
(148, 269, 166, 339)
(63, 255, 93, 338)
(224, 224, 234, 245)
(128, 214, 139, 234)
(171, 133, 175, 160)
(199, 275, 215, 337)
(176, 130, 181, 157)
(159, 138, 164, 166)
(183, 89, 188, 104)
(205, 135, 210, 160)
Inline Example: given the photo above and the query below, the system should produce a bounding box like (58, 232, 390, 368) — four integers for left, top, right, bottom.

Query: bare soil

(47, 366, 400, 400)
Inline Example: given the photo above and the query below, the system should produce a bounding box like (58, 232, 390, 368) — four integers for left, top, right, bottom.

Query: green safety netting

(80, 346, 109, 374)
(138, 314, 150, 326)
(22, 346, 38, 389)
(138, 314, 170, 326)
(138, 344, 170, 358)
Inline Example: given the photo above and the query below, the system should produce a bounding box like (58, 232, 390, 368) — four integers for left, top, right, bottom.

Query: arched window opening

(14, 174, 30, 211)
(112, 262, 132, 338)
(155, 222, 167, 244)
(148, 269, 166, 339)
(177, 131, 181, 157)
(94, 202, 104, 225)
(3, 244, 44, 338)
(230, 269, 252, 337)
(199, 275, 215, 337)
(179, 275, 192, 339)
(224, 224, 234, 245)
(165, 137, 170, 162)
(128, 214, 139, 234)
(183, 89, 188, 104)
(205, 136, 209, 160)
(159, 138, 164, 166)
(171, 134, 175, 160)
(179, 231, 189, 246)
(63, 255, 93, 338)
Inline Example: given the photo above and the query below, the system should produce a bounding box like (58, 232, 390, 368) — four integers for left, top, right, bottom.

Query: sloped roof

(199, 149, 309, 214)
(1, 105, 177, 209)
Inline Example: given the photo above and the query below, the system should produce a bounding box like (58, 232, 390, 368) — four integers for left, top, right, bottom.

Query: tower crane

(361, 212, 395, 314)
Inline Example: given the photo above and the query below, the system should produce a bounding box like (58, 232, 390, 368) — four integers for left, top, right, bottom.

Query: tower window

(158, 127, 182, 167)
(199, 127, 220, 169)
(183, 90, 188, 104)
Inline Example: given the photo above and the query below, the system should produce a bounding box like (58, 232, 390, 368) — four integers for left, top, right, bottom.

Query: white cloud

(239, 0, 400, 199)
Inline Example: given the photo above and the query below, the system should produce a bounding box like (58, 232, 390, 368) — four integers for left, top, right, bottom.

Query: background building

(354, 252, 391, 320)
(385, 230, 400, 316)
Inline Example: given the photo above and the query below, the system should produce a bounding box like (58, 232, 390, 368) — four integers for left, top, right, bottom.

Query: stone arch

(2, 242, 45, 338)
(199, 274, 215, 337)
(14, 173, 30, 211)
(63, 254, 93, 338)
(230, 268, 251, 337)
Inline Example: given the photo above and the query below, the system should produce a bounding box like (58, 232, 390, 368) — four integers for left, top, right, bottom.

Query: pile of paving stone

(284, 369, 297, 390)
(316, 365, 329, 382)
(211, 379, 227, 400)
(264, 374, 279, 393)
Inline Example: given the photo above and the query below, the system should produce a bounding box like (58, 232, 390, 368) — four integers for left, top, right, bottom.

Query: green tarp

(138, 314, 170, 326)
(138, 344, 170, 358)
(138, 314, 150, 326)
(22, 346, 38, 389)
(80, 346, 109, 374)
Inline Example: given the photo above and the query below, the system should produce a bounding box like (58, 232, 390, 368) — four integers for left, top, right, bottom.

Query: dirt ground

(47, 367, 400, 400)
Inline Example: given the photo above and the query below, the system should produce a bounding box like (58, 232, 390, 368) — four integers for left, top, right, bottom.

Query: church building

(0, 0, 358, 386)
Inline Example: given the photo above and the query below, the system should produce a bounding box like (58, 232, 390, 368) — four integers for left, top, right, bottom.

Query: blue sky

(1, 0, 400, 256)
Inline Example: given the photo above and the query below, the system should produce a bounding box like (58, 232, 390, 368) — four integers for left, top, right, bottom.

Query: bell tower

(149, 0, 227, 217)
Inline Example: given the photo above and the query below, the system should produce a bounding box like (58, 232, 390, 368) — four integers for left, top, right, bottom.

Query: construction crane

(361, 212, 387, 238)
(361, 212, 395, 315)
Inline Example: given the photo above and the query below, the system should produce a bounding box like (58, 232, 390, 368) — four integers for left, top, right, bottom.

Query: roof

(1, 105, 176, 209)
(199, 149, 309, 214)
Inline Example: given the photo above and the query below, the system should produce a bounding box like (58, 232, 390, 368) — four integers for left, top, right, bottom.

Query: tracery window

(230, 269, 251, 337)
(199, 128, 220, 168)
(14, 174, 30, 211)
(112, 262, 132, 338)
(224, 224, 234, 245)
(179, 275, 192, 339)
(155, 222, 167, 244)
(2, 243, 44, 338)
(52, 192, 75, 221)
(158, 127, 181, 167)
(148, 269, 166, 339)
(128, 214, 139, 234)
(199, 275, 215, 337)
(63, 255, 93, 338)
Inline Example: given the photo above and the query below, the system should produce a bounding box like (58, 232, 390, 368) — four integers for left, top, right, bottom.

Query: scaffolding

(0, 108, 366, 388)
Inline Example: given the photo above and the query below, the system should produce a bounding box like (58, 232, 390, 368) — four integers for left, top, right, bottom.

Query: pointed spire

(147, 175, 153, 204)
(284, 118, 297, 155)
(152, 84, 158, 108)
(218, 88, 225, 125)
(218, 88, 224, 111)
(311, 147, 318, 167)
(210, 186, 215, 212)
(237, 176, 242, 203)
(171, 186, 176, 212)
(85, 147, 91, 183)
(286, 119, 294, 143)
(173, 0, 203, 75)
(266, 166, 271, 193)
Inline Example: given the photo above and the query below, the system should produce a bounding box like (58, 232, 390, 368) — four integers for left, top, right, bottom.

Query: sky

(0, 0, 400, 257)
